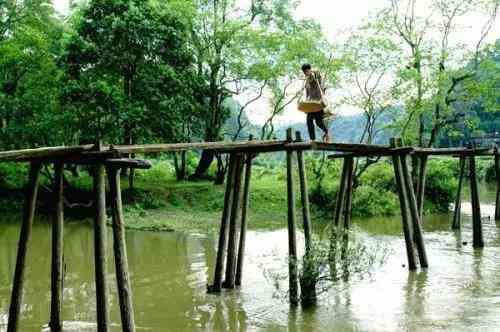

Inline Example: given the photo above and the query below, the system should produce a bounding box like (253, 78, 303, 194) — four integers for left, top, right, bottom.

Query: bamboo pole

(390, 139, 417, 270)
(469, 156, 484, 248)
(330, 157, 351, 260)
(49, 162, 64, 332)
(286, 128, 299, 305)
(295, 131, 312, 253)
(7, 162, 42, 332)
(93, 164, 109, 331)
(452, 157, 466, 230)
(235, 141, 254, 286)
(223, 154, 245, 289)
(107, 167, 136, 332)
(333, 158, 350, 228)
(341, 157, 355, 261)
(416, 155, 428, 222)
(400, 155, 428, 268)
(495, 152, 500, 221)
(208, 154, 237, 293)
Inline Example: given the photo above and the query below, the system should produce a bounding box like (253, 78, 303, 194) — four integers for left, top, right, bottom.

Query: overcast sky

(52, 0, 500, 125)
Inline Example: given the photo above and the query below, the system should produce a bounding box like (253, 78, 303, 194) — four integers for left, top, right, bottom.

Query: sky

(52, 0, 500, 126)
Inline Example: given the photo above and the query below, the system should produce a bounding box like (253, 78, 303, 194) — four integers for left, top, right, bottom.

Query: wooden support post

(209, 153, 237, 293)
(7, 162, 42, 332)
(495, 152, 500, 221)
(49, 162, 64, 332)
(452, 157, 466, 230)
(400, 154, 428, 268)
(333, 158, 351, 228)
(223, 154, 245, 289)
(390, 139, 417, 271)
(416, 155, 428, 222)
(107, 167, 136, 332)
(330, 157, 352, 259)
(286, 128, 299, 305)
(235, 139, 254, 286)
(295, 131, 312, 253)
(341, 156, 355, 260)
(469, 156, 484, 248)
(93, 164, 109, 331)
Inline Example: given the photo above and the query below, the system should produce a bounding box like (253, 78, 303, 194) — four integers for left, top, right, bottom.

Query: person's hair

(301, 63, 312, 72)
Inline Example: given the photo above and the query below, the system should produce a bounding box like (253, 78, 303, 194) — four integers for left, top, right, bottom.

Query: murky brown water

(1, 185, 500, 331)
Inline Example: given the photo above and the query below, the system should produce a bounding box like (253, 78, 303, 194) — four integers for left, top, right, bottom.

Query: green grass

(113, 161, 296, 233)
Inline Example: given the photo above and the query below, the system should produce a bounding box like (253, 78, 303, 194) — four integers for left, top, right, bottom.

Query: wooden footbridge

(1, 128, 498, 331)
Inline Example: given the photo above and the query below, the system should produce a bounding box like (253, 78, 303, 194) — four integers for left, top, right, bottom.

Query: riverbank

(0, 156, 496, 233)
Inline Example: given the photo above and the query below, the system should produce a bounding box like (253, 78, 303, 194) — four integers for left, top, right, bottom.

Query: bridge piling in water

(49, 162, 64, 332)
(223, 154, 245, 289)
(469, 155, 484, 248)
(495, 151, 500, 221)
(7, 162, 41, 332)
(285, 128, 299, 305)
(390, 139, 418, 270)
(108, 167, 136, 332)
(452, 156, 466, 230)
(295, 131, 312, 254)
(235, 150, 253, 287)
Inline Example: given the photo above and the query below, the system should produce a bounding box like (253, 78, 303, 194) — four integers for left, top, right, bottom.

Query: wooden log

(330, 157, 351, 260)
(295, 131, 312, 253)
(452, 157, 466, 230)
(495, 153, 500, 221)
(416, 155, 428, 222)
(390, 139, 417, 271)
(0, 145, 94, 162)
(400, 154, 428, 268)
(7, 162, 42, 332)
(49, 162, 64, 332)
(235, 151, 253, 287)
(413, 147, 494, 156)
(469, 156, 484, 248)
(286, 128, 299, 305)
(208, 153, 237, 293)
(333, 158, 351, 228)
(93, 164, 109, 331)
(223, 154, 245, 289)
(107, 167, 136, 332)
(105, 158, 152, 169)
(341, 156, 355, 261)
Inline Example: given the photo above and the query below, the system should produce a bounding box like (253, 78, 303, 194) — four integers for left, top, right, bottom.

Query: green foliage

(351, 186, 399, 217)
(60, 0, 207, 145)
(425, 159, 458, 212)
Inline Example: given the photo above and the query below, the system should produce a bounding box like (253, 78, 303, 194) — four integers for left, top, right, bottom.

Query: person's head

(301, 63, 312, 77)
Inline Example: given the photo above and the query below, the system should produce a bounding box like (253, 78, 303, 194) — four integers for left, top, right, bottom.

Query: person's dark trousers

(307, 110, 328, 140)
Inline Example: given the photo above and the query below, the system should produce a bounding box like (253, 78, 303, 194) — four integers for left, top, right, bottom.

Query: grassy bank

(0, 155, 494, 233)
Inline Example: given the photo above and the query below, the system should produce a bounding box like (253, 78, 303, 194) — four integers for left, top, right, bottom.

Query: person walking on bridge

(301, 63, 330, 142)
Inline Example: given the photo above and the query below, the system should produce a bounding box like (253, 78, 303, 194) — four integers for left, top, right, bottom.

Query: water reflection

(1, 200, 500, 331)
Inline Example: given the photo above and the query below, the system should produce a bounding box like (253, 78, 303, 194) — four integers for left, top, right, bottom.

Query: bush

(425, 159, 458, 212)
(351, 186, 399, 217)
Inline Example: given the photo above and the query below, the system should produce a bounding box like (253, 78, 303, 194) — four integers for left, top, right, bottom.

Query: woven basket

(298, 101, 323, 113)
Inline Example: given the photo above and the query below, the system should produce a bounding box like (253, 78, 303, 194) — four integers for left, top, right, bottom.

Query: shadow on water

(2, 189, 500, 331)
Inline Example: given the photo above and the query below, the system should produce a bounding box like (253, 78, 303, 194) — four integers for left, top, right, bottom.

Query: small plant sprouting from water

(263, 226, 390, 307)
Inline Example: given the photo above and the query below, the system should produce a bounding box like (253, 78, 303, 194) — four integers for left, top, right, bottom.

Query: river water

(1, 186, 500, 331)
